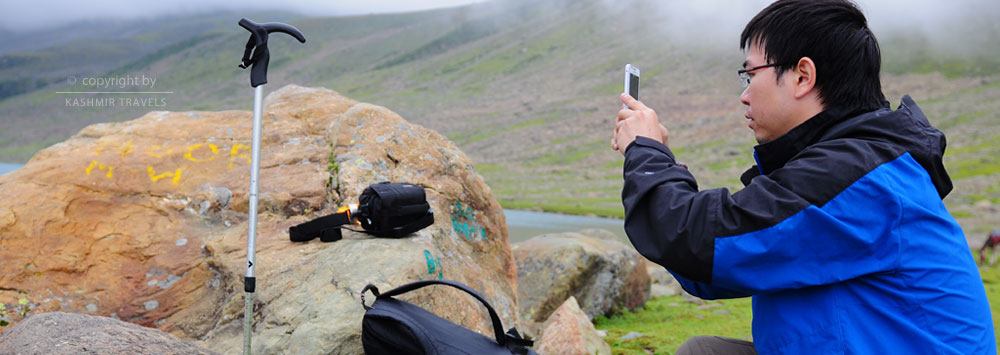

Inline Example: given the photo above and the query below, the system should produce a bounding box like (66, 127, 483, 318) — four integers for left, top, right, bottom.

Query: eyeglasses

(737, 63, 787, 88)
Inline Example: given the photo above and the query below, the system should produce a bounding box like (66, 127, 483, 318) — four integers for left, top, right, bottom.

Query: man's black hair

(741, 0, 886, 111)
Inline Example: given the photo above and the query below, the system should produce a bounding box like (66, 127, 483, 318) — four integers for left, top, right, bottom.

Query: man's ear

(793, 57, 817, 99)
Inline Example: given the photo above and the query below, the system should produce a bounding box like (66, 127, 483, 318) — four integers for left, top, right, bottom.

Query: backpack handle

(361, 280, 507, 346)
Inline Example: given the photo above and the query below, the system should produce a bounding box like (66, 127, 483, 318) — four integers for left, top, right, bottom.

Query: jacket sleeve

(669, 270, 749, 300)
(622, 137, 903, 295)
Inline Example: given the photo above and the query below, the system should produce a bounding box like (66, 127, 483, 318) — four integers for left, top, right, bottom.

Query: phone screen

(628, 73, 639, 100)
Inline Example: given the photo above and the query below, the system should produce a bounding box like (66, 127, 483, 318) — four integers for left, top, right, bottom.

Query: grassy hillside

(0, 0, 998, 241)
(0, 11, 301, 101)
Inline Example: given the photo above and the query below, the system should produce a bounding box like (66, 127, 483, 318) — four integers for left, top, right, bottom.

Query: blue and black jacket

(622, 96, 995, 354)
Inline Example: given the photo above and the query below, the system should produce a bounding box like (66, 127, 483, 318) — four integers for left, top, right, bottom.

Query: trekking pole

(237, 18, 305, 355)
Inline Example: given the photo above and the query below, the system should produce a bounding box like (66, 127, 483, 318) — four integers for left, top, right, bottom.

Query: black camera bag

(357, 182, 434, 238)
(360, 279, 535, 355)
(288, 182, 433, 242)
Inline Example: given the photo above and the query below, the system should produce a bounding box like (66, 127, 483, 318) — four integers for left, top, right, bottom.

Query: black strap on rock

(504, 328, 535, 354)
(360, 284, 380, 311)
(288, 212, 351, 243)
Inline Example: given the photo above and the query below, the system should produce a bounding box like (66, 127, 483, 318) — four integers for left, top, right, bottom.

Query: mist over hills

(0, 0, 997, 237)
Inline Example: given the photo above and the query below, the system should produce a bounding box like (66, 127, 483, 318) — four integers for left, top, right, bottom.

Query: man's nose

(740, 86, 750, 106)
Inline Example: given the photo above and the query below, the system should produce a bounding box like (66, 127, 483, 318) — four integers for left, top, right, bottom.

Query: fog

(2, 0, 997, 52)
(598, 0, 1000, 51)
(0, 0, 486, 32)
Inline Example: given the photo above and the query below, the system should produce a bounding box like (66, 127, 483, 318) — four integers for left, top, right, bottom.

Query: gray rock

(0, 312, 217, 355)
(651, 284, 681, 298)
(576, 228, 620, 241)
(0, 85, 520, 355)
(682, 291, 707, 305)
(618, 331, 644, 340)
(192, 88, 520, 355)
(143, 300, 158, 311)
(646, 260, 682, 298)
(646, 263, 673, 285)
(535, 297, 611, 355)
(514, 231, 651, 322)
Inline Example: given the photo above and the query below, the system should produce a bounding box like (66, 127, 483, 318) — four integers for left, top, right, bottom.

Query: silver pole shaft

(243, 85, 264, 355)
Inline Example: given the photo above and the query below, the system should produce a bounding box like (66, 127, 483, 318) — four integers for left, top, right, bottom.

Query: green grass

(706, 157, 744, 172)
(555, 134, 584, 146)
(593, 254, 1000, 354)
(376, 14, 503, 70)
(510, 118, 547, 130)
(0, 137, 65, 160)
(948, 135, 996, 155)
(108, 33, 222, 76)
(531, 138, 608, 166)
(948, 157, 1000, 180)
(499, 197, 624, 218)
(979, 265, 1000, 345)
(952, 211, 974, 218)
(594, 295, 753, 354)
(473, 164, 507, 174)
(939, 110, 991, 130)
(968, 194, 1000, 204)
(448, 127, 501, 145)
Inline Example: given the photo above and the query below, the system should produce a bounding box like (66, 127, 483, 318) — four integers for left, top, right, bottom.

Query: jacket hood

(746, 95, 953, 198)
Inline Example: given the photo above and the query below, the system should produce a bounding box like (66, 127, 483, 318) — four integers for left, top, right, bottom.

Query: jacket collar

(750, 105, 871, 176)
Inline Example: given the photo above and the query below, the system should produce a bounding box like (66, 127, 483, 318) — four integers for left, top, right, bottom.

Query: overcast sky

(0, 0, 487, 32)
(1, 0, 997, 38)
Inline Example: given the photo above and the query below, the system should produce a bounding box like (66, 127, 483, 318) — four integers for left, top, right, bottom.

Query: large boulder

(0, 85, 519, 354)
(645, 258, 682, 298)
(513, 229, 650, 323)
(0, 312, 217, 354)
(534, 297, 611, 355)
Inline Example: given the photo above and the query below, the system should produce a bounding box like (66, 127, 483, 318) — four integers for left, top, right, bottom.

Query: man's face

(740, 44, 799, 144)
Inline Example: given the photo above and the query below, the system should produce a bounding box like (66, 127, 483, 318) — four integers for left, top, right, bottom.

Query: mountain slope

(0, 0, 997, 237)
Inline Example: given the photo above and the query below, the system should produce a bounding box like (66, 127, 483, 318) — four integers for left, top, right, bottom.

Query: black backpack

(360, 280, 536, 355)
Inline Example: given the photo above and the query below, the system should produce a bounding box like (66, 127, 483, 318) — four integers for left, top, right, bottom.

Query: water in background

(504, 209, 629, 246)
(0, 163, 21, 175)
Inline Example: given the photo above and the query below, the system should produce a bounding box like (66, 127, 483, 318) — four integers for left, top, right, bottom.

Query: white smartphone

(623, 64, 640, 109)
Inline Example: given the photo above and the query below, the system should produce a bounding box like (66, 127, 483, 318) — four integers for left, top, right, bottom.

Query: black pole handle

(238, 18, 306, 87)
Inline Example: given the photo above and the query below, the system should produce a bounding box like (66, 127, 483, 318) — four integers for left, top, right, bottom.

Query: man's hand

(612, 93, 669, 155)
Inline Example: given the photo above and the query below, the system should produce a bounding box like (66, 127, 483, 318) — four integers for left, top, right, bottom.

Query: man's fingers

(659, 124, 670, 146)
(617, 108, 631, 121)
(620, 93, 648, 111)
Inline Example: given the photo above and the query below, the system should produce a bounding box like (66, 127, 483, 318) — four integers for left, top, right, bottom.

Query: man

(611, 0, 995, 354)
(979, 230, 1000, 265)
